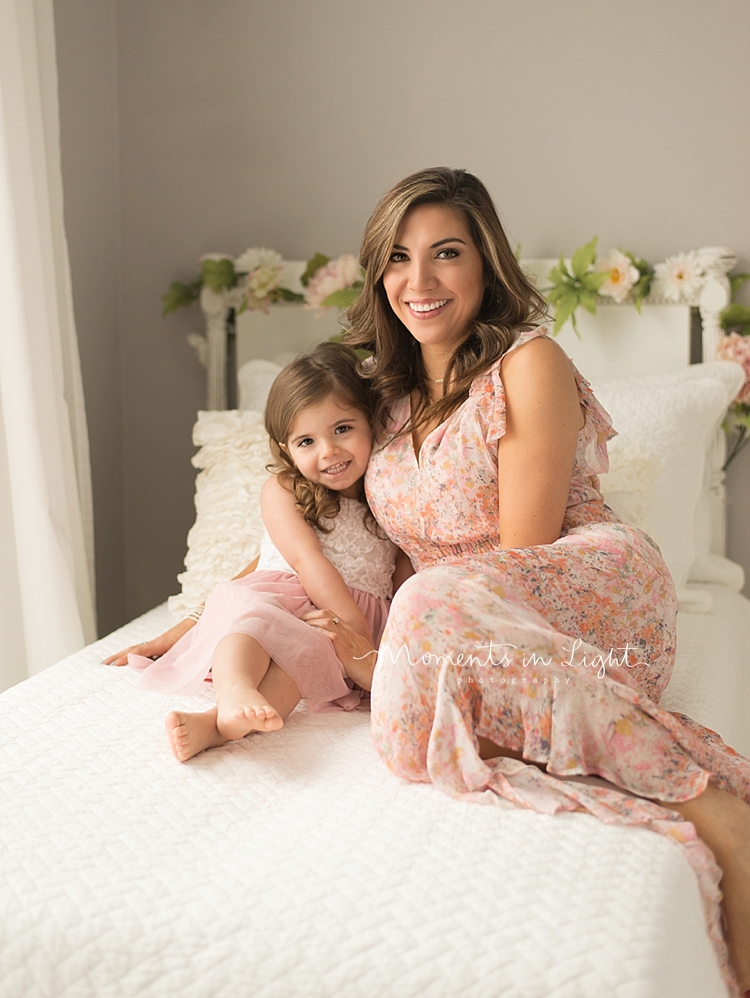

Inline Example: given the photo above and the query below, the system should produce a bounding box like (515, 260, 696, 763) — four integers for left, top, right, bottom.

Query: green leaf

(730, 273, 750, 299)
(201, 258, 236, 291)
(269, 287, 305, 303)
(720, 303, 750, 334)
(581, 270, 609, 292)
(161, 280, 201, 317)
(547, 265, 562, 286)
(633, 272, 652, 302)
(571, 237, 598, 281)
(300, 253, 330, 287)
(320, 287, 362, 309)
(579, 289, 598, 315)
(552, 291, 578, 335)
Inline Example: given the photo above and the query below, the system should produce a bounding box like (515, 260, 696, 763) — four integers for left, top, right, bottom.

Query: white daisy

(652, 251, 704, 302)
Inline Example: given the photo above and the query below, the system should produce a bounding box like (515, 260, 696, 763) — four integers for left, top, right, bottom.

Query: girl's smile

(285, 397, 373, 499)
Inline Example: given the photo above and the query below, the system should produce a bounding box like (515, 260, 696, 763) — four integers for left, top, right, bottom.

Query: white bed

(1, 258, 748, 998)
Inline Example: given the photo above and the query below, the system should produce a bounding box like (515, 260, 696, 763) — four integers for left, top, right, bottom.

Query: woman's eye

(389, 251, 408, 263)
(437, 248, 459, 259)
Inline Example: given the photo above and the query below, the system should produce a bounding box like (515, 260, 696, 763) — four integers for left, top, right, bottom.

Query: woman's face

(382, 204, 486, 359)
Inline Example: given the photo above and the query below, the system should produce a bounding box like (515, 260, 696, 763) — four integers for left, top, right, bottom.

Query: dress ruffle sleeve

(469, 359, 507, 448)
(469, 327, 618, 475)
(574, 368, 618, 477)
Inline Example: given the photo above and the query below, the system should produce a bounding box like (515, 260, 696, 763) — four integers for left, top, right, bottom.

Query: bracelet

(185, 604, 205, 623)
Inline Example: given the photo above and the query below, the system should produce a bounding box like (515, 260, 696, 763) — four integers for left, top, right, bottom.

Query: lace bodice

(257, 496, 397, 601)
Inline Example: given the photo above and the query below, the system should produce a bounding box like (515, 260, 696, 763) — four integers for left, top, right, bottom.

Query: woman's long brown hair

(344, 167, 548, 438)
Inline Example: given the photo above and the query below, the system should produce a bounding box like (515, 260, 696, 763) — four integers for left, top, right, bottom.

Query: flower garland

(162, 247, 363, 316)
(164, 240, 750, 468)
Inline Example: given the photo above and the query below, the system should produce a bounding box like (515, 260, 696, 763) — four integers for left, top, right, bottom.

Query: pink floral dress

(365, 327, 750, 995)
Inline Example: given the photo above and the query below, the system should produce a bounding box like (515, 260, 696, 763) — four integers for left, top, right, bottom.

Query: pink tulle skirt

(128, 571, 390, 711)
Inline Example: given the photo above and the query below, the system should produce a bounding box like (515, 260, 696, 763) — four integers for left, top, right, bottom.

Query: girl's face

(284, 396, 373, 499)
(382, 203, 486, 361)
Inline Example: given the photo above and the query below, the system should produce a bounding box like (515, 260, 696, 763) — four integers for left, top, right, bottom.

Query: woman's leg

(660, 785, 750, 992)
(166, 634, 301, 761)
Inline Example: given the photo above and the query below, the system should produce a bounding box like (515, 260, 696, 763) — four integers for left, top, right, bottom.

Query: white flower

(234, 247, 283, 273)
(595, 249, 639, 304)
(652, 251, 704, 302)
(304, 254, 361, 307)
(244, 264, 283, 310)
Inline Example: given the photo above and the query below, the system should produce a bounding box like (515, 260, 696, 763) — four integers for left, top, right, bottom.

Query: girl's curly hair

(264, 341, 377, 532)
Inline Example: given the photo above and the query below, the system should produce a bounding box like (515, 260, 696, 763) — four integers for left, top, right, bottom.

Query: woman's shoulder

(468, 326, 553, 401)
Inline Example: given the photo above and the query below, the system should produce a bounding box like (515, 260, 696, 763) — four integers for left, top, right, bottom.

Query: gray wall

(56, 0, 750, 628)
(55, 0, 125, 634)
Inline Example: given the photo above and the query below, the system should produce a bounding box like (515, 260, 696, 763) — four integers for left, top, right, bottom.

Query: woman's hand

(302, 609, 378, 692)
(103, 617, 195, 667)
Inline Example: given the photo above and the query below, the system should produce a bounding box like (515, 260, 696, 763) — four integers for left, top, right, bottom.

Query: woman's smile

(382, 203, 486, 369)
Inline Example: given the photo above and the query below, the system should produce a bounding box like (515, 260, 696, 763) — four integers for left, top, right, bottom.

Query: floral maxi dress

(364, 328, 750, 994)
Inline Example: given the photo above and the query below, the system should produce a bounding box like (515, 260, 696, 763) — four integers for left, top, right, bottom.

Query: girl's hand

(302, 609, 378, 691)
(103, 617, 194, 667)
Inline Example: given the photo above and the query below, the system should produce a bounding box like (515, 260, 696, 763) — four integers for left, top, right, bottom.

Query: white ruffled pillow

(593, 361, 744, 609)
(168, 410, 270, 619)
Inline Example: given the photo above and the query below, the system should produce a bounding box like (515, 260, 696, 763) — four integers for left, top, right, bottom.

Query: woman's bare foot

(663, 784, 750, 991)
(166, 708, 228, 762)
(216, 685, 284, 740)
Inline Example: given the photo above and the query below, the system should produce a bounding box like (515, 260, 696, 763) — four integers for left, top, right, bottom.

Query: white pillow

(592, 364, 736, 605)
(237, 359, 284, 414)
(168, 410, 270, 619)
(678, 361, 745, 588)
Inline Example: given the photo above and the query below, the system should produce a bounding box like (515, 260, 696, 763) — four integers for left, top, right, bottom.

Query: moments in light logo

(370, 639, 649, 683)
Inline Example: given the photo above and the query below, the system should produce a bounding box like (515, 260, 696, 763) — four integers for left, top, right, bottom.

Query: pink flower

(304, 254, 361, 307)
(717, 332, 750, 405)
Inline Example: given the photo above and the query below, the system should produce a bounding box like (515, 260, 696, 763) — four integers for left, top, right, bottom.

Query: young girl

(107, 342, 409, 762)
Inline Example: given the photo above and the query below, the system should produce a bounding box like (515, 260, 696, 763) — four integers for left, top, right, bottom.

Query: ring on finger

(332, 617, 339, 625)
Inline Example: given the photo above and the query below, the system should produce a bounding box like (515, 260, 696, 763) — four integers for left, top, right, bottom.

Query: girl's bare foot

(166, 708, 228, 762)
(216, 686, 284, 740)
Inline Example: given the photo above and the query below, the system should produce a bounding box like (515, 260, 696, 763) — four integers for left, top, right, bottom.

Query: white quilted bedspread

(0, 604, 732, 998)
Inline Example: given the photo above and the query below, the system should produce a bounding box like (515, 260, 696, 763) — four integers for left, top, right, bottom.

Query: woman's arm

(496, 337, 584, 549)
(261, 476, 374, 641)
(392, 548, 415, 593)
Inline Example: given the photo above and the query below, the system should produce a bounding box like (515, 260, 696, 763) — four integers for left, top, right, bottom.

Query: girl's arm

(496, 336, 584, 549)
(261, 476, 374, 642)
(232, 554, 259, 579)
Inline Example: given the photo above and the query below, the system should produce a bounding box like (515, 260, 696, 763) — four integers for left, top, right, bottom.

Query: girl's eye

(296, 437, 314, 448)
(335, 424, 352, 435)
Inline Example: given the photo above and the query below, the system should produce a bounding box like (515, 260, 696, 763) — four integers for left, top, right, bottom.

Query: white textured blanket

(0, 600, 738, 998)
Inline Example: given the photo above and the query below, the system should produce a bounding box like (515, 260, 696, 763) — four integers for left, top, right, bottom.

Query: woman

(311, 166, 750, 994)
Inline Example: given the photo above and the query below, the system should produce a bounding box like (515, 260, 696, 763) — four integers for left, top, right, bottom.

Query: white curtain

(0, 0, 96, 691)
